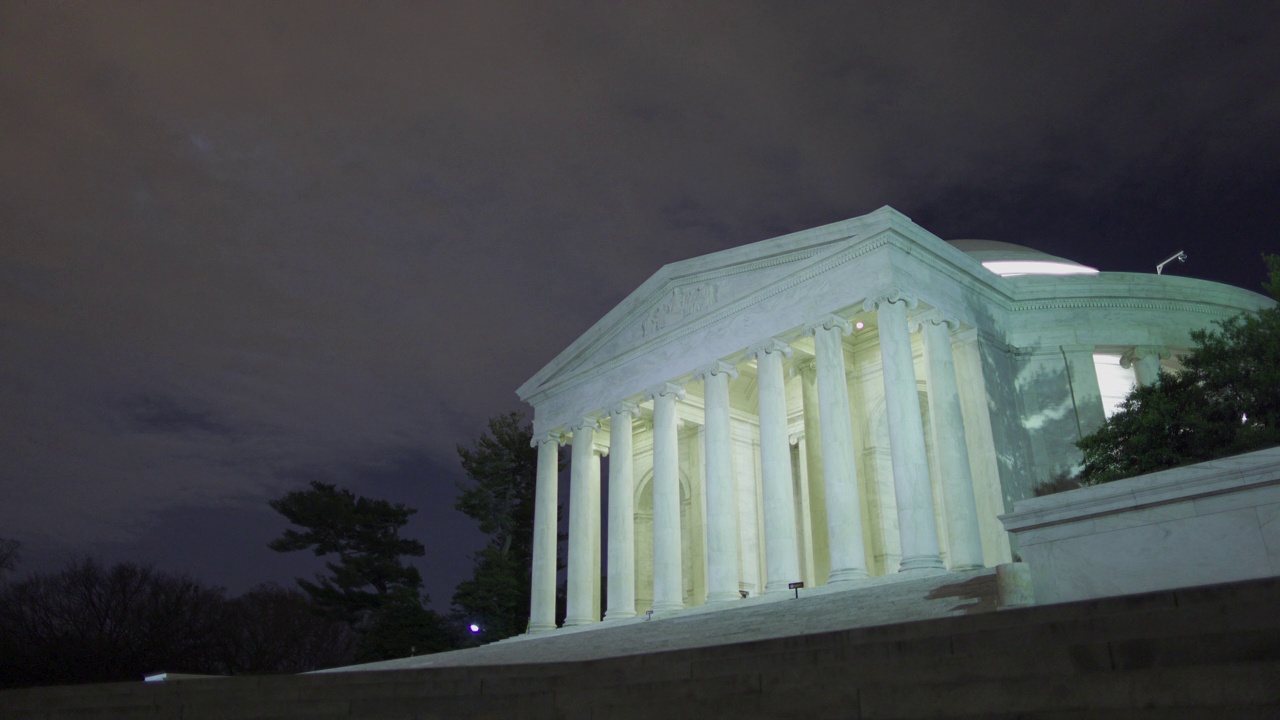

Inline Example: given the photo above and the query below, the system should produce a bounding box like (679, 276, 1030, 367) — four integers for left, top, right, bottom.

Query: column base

(705, 590, 742, 604)
(763, 581, 799, 595)
(651, 600, 684, 613)
(898, 554, 947, 573)
(562, 617, 597, 628)
(826, 567, 869, 584)
(996, 562, 1035, 609)
(602, 610, 636, 622)
(950, 562, 985, 572)
(526, 622, 557, 634)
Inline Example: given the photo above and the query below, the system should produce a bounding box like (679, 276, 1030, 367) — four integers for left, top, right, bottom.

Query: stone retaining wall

(1000, 446, 1280, 604)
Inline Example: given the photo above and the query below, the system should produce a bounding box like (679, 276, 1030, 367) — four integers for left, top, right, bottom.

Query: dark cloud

(124, 392, 238, 436)
(1, 1, 1277, 600)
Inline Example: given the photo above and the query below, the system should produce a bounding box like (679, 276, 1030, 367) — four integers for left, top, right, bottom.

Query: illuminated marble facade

(516, 206, 1271, 631)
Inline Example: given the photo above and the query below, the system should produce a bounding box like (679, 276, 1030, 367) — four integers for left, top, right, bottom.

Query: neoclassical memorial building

(516, 206, 1271, 632)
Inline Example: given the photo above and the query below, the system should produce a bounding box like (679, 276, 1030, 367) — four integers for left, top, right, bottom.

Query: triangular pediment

(518, 208, 909, 403)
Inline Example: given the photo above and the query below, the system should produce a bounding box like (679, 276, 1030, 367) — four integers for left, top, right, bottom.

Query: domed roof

(948, 239, 1098, 277)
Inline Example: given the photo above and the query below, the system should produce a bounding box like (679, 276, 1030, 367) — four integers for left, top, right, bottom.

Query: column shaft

(1123, 347, 1165, 388)
(1134, 355, 1160, 386)
(1061, 345, 1107, 438)
(920, 318, 984, 571)
(528, 436, 559, 632)
(604, 409, 636, 620)
(701, 365, 740, 603)
(792, 434, 816, 586)
(564, 423, 599, 626)
(810, 320, 869, 582)
(754, 342, 802, 593)
(650, 388, 684, 612)
(872, 296, 945, 572)
(797, 363, 830, 585)
(589, 450, 602, 621)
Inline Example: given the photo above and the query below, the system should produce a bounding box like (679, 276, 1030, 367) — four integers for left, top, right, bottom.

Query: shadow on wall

(1014, 356, 1092, 486)
(962, 295, 1035, 515)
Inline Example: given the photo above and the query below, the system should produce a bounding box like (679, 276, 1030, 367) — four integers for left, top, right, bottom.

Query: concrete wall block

(862, 672, 1141, 718)
(1190, 483, 1280, 516)
(179, 699, 352, 720)
(1090, 501, 1197, 533)
(45, 705, 185, 720)
(1108, 628, 1280, 670)
(1258, 501, 1280, 573)
(1124, 662, 1280, 707)
(1015, 517, 1099, 546)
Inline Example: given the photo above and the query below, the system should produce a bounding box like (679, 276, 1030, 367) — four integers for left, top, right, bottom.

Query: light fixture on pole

(1156, 250, 1187, 275)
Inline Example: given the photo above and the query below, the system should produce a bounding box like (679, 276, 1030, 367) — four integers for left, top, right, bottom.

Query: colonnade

(1120, 346, 1168, 387)
(527, 293, 987, 632)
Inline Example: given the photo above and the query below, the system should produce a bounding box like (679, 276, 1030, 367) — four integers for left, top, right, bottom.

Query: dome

(948, 239, 1098, 277)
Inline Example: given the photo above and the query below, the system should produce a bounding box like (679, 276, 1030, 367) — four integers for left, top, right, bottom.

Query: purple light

(469, 623, 480, 633)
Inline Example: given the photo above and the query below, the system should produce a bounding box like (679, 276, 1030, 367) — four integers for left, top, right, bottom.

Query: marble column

(647, 382, 686, 613)
(590, 444, 605, 621)
(914, 311, 984, 571)
(803, 315, 869, 583)
(695, 361, 742, 603)
(1121, 346, 1166, 387)
(604, 403, 639, 621)
(864, 292, 945, 573)
(564, 419, 601, 627)
(749, 338, 802, 594)
(790, 432, 817, 586)
(1060, 344, 1107, 438)
(795, 360, 830, 585)
(528, 430, 561, 633)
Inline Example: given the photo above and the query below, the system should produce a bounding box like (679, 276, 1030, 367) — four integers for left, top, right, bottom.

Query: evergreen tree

(1078, 255, 1280, 483)
(452, 412, 544, 640)
(268, 481, 454, 659)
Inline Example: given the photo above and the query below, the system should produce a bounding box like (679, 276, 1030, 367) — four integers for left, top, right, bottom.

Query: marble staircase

(334, 567, 1005, 672)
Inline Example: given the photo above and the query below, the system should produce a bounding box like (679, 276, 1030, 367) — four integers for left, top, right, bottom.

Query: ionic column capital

(747, 337, 794, 361)
(693, 360, 739, 382)
(1119, 345, 1169, 368)
(802, 313, 854, 337)
(908, 308, 960, 333)
(567, 417, 601, 434)
(788, 431, 805, 447)
(530, 429, 567, 448)
(789, 356, 817, 379)
(644, 382, 687, 403)
(607, 401, 641, 420)
(862, 288, 919, 313)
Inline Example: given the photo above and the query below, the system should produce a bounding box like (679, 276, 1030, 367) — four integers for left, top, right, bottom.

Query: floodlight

(1156, 251, 1187, 275)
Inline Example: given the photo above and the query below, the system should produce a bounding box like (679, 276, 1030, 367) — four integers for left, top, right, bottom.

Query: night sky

(2, 2, 1278, 611)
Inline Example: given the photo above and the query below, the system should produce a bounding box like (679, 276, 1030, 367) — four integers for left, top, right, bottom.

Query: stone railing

(1000, 446, 1280, 604)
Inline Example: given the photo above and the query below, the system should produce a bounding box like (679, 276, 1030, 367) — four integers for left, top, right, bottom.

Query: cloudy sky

(2, 1, 1277, 609)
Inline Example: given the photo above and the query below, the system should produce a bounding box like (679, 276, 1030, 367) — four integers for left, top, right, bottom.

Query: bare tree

(0, 537, 19, 575)
(220, 583, 358, 673)
(0, 558, 226, 688)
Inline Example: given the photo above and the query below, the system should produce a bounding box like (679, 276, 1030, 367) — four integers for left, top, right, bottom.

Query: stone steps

(4, 573, 1280, 718)
(342, 567, 1006, 672)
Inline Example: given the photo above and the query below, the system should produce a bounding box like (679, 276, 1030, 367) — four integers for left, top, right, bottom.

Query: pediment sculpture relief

(641, 283, 718, 337)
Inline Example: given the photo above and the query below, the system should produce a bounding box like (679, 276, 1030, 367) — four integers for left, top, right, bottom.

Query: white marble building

(516, 206, 1271, 631)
